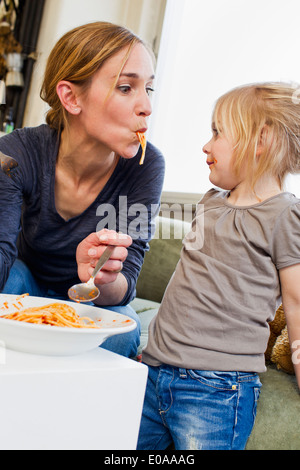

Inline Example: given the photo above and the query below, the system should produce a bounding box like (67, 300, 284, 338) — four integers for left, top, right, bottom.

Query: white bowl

(0, 295, 137, 356)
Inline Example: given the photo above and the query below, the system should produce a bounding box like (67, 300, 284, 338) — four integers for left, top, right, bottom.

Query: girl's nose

(202, 140, 211, 155)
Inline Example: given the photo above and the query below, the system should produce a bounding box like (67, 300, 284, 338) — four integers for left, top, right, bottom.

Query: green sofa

(130, 216, 300, 450)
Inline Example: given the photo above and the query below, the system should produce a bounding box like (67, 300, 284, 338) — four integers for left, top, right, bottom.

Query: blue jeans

(2, 259, 141, 358)
(137, 364, 262, 450)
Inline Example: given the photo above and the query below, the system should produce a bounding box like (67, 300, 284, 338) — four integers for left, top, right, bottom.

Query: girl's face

(75, 43, 155, 158)
(203, 124, 244, 190)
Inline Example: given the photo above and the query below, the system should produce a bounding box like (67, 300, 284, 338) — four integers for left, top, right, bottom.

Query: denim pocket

(187, 370, 239, 391)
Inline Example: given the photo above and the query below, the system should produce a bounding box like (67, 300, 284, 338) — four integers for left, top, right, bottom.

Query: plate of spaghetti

(0, 294, 137, 356)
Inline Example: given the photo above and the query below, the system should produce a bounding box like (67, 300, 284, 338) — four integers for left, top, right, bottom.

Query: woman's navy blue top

(0, 125, 165, 304)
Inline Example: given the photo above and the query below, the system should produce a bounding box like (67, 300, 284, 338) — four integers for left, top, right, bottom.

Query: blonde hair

(213, 82, 300, 190)
(40, 22, 147, 131)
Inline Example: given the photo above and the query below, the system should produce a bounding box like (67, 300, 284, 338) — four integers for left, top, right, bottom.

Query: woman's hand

(76, 229, 132, 288)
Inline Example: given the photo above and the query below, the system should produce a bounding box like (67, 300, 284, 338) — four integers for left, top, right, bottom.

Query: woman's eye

(118, 85, 131, 94)
(146, 87, 155, 96)
(212, 128, 219, 137)
(118, 84, 154, 96)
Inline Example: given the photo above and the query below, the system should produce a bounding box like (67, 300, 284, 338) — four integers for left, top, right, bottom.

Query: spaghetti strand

(136, 132, 147, 165)
(1, 302, 101, 329)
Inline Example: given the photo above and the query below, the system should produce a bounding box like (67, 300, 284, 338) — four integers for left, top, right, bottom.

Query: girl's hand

(76, 229, 132, 286)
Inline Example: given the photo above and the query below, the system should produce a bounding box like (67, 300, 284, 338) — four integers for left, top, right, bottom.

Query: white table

(0, 347, 148, 450)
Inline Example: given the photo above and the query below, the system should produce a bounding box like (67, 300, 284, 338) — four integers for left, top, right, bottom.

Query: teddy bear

(265, 304, 295, 375)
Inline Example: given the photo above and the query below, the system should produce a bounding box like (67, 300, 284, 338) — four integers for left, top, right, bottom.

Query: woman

(0, 22, 165, 357)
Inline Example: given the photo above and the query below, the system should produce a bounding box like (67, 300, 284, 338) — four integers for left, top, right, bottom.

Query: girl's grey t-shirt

(143, 188, 300, 372)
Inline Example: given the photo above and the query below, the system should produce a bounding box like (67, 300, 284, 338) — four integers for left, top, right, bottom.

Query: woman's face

(76, 43, 155, 158)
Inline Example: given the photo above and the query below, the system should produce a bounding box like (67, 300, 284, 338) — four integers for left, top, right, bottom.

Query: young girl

(137, 83, 300, 450)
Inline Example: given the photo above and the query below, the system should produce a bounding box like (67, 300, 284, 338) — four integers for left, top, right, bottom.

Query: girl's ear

(56, 81, 81, 115)
(256, 125, 268, 157)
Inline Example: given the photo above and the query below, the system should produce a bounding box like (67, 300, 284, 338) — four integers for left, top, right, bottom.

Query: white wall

(23, 0, 166, 127)
(149, 0, 300, 197)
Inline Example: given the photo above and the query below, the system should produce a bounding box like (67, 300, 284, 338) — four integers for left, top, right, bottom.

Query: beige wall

(23, 0, 166, 127)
